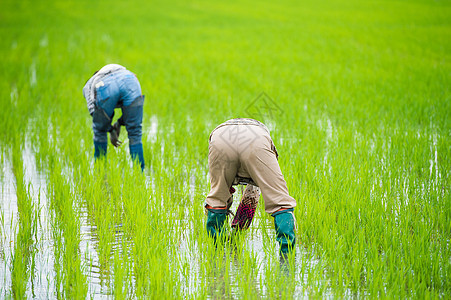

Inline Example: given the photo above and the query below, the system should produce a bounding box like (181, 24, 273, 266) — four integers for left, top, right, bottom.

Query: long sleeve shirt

(82, 64, 126, 115)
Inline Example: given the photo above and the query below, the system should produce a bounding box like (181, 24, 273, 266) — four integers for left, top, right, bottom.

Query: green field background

(1, 0, 450, 298)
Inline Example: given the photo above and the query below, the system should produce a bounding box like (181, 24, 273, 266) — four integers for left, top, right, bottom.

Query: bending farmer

(83, 64, 145, 170)
(205, 118, 296, 255)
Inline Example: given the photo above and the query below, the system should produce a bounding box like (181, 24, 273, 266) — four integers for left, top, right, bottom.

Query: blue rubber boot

(273, 209, 296, 255)
(206, 209, 228, 243)
(94, 141, 108, 159)
(129, 143, 145, 171)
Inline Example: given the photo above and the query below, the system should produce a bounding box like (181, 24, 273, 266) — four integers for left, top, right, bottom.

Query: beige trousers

(206, 124, 296, 215)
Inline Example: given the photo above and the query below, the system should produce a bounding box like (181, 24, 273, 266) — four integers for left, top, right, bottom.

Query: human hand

(109, 121, 122, 147)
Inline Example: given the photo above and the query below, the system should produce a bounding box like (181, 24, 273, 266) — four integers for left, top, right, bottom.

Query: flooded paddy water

(1, 116, 449, 298)
(0, 141, 309, 298)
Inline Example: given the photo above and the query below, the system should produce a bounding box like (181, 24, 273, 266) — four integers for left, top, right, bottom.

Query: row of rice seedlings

(81, 164, 117, 294)
(73, 153, 134, 297)
(9, 142, 37, 298)
(46, 152, 88, 298)
(126, 166, 182, 298)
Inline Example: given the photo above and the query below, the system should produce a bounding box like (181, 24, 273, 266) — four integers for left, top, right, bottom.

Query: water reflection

(79, 192, 134, 298)
(0, 156, 18, 296)
(0, 144, 54, 299)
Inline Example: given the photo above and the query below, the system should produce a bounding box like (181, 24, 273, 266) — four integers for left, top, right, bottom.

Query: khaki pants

(206, 124, 296, 215)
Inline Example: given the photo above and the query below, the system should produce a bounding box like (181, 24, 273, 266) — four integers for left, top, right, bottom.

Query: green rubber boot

(273, 209, 296, 255)
(206, 209, 228, 242)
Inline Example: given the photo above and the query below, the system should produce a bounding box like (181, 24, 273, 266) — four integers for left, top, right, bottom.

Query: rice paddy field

(1, 0, 450, 298)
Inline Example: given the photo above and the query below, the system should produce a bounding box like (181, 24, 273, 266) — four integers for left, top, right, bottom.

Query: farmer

(83, 64, 145, 170)
(205, 118, 296, 255)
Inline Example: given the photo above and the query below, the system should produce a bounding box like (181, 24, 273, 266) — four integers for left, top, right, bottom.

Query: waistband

(99, 68, 129, 79)
(209, 118, 270, 141)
